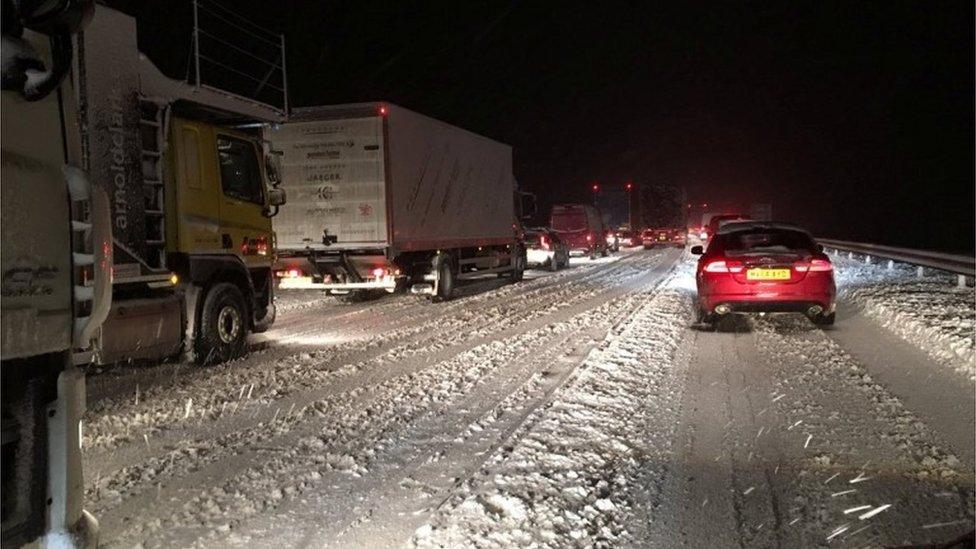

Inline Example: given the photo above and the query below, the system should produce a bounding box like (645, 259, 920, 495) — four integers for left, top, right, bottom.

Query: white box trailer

(269, 103, 526, 300)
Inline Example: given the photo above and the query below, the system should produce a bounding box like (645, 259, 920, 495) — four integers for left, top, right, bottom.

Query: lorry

(72, 6, 287, 364)
(2, 0, 109, 545)
(550, 203, 609, 259)
(269, 103, 527, 301)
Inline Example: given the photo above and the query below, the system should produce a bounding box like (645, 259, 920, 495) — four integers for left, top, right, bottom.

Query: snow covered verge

(412, 275, 693, 548)
(833, 256, 975, 380)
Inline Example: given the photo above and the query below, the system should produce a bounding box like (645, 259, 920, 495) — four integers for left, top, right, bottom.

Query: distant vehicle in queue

(550, 204, 609, 259)
(616, 229, 637, 247)
(703, 213, 751, 241)
(606, 230, 620, 252)
(691, 221, 836, 327)
(642, 228, 683, 248)
(669, 228, 687, 247)
(525, 227, 570, 271)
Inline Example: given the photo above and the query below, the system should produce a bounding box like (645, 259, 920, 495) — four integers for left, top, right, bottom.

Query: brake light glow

(539, 234, 550, 250)
(586, 234, 593, 243)
(276, 268, 303, 278)
(371, 267, 387, 278)
(795, 259, 833, 272)
(703, 260, 744, 273)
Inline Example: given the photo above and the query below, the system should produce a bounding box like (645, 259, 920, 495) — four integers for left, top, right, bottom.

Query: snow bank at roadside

(834, 257, 975, 380)
(412, 279, 691, 548)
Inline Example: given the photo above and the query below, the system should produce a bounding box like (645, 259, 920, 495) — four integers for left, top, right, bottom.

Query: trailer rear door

(270, 117, 388, 250)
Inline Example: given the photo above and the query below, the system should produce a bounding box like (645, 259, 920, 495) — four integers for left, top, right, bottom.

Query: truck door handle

(221, 234, 233, 249)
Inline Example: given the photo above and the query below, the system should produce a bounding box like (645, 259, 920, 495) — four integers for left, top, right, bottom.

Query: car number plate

(746, 268, 791, 280)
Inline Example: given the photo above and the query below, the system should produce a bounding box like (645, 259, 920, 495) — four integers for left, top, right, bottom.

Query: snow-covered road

(82, 248, 974, 548)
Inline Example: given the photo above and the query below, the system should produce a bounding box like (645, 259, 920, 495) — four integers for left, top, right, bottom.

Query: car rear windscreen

(551, 211, 587, 231)
(712, 229, 817, 255)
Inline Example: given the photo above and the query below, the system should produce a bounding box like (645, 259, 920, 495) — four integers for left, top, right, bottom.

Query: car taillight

(540, 235, 550, 250)
(699, 232, 708, 239)
(276, 268, 303, 278)
(371, 267, 387, 278)
(703, 259, 744, 273)
(586, 234, 593, 243)
(795, 259, 833, 272)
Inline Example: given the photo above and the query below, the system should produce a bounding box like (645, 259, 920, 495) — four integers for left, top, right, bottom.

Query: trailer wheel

(195, 283, 248, 364)
(433, 258, 455, 302)
(510, 249, 525, 281)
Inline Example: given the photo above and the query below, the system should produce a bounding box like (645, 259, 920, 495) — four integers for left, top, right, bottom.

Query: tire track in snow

(83, 250, 655, 453)
(86, 250, 680, 544)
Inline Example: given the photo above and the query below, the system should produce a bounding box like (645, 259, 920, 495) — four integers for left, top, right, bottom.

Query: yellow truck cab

(76, 6, 287, 364)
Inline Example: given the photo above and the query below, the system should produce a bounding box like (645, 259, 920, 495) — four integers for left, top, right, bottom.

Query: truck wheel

(195, 283, 248, 364)
(548, 256, 558, 271)
(433, 257, 455, 302)
(252, 303, 276, 334)
(510, 249, 525, 282)
(601, 247, 609, 257)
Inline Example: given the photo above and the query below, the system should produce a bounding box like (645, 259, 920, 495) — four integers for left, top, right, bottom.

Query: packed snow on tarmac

(833, 254, 975, 380)
(79, 249, 974, 548)
(412, 278, 691, 548)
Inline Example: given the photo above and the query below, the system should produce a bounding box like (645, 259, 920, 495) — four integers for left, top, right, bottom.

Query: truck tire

(509, 248, 525, 282)
(252, 303, 276, 334)
(433, 256, 455, 302)
(195, 283, 248, 364)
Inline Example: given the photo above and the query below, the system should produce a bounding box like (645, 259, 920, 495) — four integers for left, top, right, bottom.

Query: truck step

(145, 209, 164, 216)
(138, 119, 160, 127)
(72, 252, 94, 267)
(143, 179, 163, 186)
(71, 220, 92, 232)
(141, 149, 162, 157)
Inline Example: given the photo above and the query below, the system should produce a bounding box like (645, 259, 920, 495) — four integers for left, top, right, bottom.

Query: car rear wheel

(811, 312, 835, 326)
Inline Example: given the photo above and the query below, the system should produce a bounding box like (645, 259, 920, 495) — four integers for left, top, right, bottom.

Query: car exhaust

(714, 304, 731, 315)
(806, 305, 824, 317)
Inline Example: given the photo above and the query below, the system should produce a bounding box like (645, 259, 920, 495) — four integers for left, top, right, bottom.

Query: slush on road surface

(82, 248, 975, 548)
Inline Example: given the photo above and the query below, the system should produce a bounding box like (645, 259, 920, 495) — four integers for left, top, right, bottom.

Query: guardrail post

(887, 259, 894, 270)
(865, 254, 871, 265)
(848, 251, 854, 260)
(916, 266, 924, 278)
(958, 275, 968, 288)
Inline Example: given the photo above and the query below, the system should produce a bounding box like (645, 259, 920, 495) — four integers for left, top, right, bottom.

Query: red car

(692, 222, 836, 326)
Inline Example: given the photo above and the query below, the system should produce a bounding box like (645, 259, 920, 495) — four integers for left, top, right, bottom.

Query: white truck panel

(271, 117, 388, 250)
(385, 104, 515, 252)
(271, 103, 516, 254)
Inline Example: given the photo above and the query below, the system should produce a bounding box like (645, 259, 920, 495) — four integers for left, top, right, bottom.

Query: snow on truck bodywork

(2, 2, 109, 546)
(72, 6, 287, 364)
(270, 103, 523, 299)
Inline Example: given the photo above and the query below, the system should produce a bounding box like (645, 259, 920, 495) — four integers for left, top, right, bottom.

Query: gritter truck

(72, 6, 287, 365)
(269, 103, 527, 301)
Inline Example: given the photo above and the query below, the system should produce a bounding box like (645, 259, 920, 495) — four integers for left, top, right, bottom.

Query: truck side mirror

(690, 245, 704, 255)
(263, 188, 286, 217)
(268, 187, 287, 206)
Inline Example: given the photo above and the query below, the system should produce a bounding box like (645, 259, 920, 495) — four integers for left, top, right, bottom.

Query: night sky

(121, 1, 974, 252)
